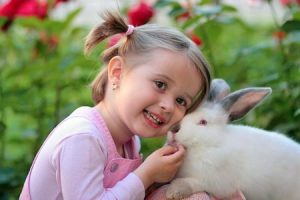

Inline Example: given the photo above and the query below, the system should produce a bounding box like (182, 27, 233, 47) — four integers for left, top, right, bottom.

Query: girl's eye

(176, 98, 187, 107)
(154, 80, 167, 90)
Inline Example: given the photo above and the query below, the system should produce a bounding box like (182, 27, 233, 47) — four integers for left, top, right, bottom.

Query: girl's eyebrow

(155, 74, 193, 102)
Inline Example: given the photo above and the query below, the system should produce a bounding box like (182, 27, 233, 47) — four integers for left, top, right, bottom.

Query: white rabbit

(166, 79, 300, 200)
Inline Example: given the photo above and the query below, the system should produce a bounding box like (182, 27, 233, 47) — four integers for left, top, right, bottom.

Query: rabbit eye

(198, 119, 207, 126)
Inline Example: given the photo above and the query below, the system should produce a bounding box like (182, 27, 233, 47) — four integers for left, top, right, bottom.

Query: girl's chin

(135, 129, 165, 138)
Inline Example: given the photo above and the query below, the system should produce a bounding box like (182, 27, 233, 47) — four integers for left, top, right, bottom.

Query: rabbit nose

(171, 124, 181, 133)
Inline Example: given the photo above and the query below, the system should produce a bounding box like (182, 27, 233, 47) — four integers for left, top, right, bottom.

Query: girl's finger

(164, 145, 185, 162)
(159, 145, 178, 156)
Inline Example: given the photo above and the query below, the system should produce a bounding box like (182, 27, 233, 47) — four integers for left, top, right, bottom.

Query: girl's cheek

(178, 111, 186, 121)
(171, 114, 184, 129)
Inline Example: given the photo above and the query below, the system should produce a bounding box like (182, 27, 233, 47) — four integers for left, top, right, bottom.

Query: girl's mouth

(143, 110, 164, 128)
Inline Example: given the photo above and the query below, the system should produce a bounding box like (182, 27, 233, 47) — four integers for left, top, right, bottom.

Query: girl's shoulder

(45, 106, 107, 151)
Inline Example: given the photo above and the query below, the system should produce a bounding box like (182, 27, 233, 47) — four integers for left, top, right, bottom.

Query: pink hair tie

(125, 24, 134, 36)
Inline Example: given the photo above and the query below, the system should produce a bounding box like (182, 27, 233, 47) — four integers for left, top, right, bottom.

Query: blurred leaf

(198, 0, 213, 5)
(293, 11, 300, 20)
(0, 121, 6, 135)
(295, 108, 300, 117)
(221, 4, 237, 13)
(0, 17, 8, 26)
(282, 20, 300, 32)
(194, 5, 222, 17)
(286, 32, 300, 44)
(14, 17, 45, 29)
(215, 15, 238, 25)
(154, 0, 180, 8)
(62, 8, 82, 29)
(44, 19, 65, 33)
(181, 16, 202, 29)
(0, 168, 15, 184)
(168, 4, 186, 17)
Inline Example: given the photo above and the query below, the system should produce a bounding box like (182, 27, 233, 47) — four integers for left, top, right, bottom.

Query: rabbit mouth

(167, 131, 178, 147)
(170, 124, 180, 133)
(167, 124, 180, 146)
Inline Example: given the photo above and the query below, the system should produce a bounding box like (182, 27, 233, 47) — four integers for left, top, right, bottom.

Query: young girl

(19, 11, 243, 200)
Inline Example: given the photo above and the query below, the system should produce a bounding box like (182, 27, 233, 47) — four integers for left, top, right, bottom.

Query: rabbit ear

(220, 87, 272, 122)
(208, 79, 231, 102)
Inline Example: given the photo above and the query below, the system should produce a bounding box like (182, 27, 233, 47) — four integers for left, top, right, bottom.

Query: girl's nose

(160, 97, 175, 113)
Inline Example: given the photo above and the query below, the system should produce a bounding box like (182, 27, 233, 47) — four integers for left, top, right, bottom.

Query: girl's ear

(107, 56, 125, 84)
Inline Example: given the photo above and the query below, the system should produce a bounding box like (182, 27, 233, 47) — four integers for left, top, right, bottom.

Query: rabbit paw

(166, 179, 193, 199)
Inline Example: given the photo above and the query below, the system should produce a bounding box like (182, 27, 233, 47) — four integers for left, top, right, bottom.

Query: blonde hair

(85, 11, 211, 112)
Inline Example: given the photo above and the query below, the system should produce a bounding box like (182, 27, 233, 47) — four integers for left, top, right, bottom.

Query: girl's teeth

(145, 111, 162, 125)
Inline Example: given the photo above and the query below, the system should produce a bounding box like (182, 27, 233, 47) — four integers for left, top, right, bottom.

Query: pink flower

(128, 1, 154, 26)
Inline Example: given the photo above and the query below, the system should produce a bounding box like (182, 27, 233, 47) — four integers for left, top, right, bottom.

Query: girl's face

(115, 49, 202, 138)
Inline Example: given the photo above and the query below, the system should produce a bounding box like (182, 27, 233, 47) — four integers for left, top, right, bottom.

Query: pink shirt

(20, 106, 145, 200)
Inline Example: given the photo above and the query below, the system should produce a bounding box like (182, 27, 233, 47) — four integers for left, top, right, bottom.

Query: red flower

(0, 0, 70, 30)
(175, 11, 190, 22)
(280, 0, 291, 5)
(16, 0, 48, 19)
(0, 0, 24, 19)
(55, 0, 70, 6)
(128, 1, 154, 26)
(190, 33, 202, 46)
(280, 0, 300, 5)
(0, 0, 48, 20)
(273, 31, 286, 41)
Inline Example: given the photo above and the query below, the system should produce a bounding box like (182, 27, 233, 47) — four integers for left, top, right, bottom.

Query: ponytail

(85, 11, 130, 103)
(84, 11, 128, 55)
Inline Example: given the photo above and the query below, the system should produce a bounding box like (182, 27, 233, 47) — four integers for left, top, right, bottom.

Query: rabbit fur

(166, 79, 300, 200)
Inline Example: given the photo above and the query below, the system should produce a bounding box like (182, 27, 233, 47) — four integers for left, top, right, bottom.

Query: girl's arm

(53, 134, 145, 200)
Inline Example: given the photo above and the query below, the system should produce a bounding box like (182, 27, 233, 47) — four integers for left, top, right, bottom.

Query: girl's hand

(134, 144, 185, 189)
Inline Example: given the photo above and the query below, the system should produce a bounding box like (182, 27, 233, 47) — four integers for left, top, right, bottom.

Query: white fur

(167, 102, 300, 200)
